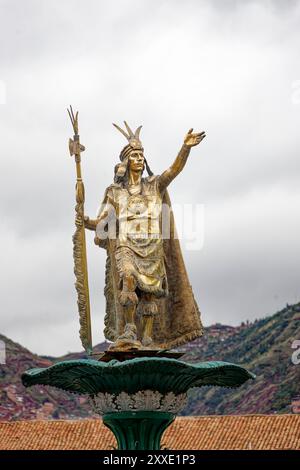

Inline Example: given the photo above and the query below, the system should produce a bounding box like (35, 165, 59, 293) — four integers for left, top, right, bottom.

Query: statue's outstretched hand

(184, 128, 206, 148)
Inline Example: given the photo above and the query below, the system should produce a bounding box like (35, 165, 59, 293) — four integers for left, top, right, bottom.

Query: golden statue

(68, 108, 206, 353)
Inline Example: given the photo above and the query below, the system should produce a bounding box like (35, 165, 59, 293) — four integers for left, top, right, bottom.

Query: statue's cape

(98, 179, 203, 349)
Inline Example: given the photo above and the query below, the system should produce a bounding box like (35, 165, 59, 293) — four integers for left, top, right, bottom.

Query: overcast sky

(1, 0, 300, 356)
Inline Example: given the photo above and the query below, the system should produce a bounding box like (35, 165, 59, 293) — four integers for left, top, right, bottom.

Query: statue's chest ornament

(116, 183, 161, 220)
(127, 195, 148, 217)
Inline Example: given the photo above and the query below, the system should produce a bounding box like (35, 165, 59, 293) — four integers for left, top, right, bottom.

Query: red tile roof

(0, 415, 299, 450)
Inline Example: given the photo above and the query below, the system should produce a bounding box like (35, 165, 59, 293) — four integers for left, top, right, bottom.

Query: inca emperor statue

(68, 109, 205, 353)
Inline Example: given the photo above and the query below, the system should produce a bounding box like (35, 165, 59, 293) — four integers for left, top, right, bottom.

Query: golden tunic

(99, 176, 168, 296)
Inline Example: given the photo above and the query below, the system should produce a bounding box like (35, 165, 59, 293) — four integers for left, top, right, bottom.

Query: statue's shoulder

(103, 183, 129, 204)
(105, 182, 123, 193)
(143, 175, 159, 184)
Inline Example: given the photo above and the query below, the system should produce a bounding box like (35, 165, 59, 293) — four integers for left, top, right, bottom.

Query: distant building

(291, 396, 300, 414)
(36, 402, 55, 420)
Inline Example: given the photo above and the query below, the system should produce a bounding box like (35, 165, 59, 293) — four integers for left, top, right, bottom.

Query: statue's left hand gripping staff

(67, 106, 92, 355)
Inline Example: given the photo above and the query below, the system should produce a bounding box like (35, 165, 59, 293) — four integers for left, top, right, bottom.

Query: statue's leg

(117, 275, 139, 342)
(137, 293, 158, 348)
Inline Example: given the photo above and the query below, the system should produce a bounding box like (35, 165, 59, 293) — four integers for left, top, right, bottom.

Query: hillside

(0, 335, 96, 420)
(179, 303, 300, 415)
(0, 302, 300, 420)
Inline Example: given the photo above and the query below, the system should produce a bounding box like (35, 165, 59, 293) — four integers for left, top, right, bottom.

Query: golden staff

(67, 106, 92, 355)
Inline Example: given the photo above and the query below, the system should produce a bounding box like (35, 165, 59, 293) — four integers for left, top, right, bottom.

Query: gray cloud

(0, 0, 300, 355)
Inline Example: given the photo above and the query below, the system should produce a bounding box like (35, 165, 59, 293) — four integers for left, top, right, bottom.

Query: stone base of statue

(22, 354, 254, 450)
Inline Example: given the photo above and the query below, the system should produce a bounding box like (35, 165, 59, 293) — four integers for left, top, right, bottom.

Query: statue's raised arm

(158, 128, 206, 192)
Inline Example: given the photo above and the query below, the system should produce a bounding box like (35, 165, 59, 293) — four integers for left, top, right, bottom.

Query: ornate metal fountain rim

(22, 357, 255, 396)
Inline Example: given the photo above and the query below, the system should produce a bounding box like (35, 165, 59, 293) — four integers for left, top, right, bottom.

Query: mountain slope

(179, 303, 300, 415)
(0, 334, 95, 420)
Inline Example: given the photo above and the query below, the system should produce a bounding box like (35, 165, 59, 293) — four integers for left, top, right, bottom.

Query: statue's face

(129, 151, 145, 172)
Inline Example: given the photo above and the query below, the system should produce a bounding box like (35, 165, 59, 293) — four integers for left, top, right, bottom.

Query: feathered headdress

(113, 121, 152, 179)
